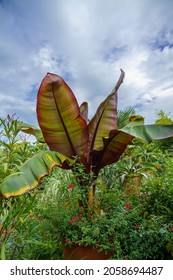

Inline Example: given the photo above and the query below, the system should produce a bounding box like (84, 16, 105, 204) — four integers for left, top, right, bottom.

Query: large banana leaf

(88, 70, 125, 153)
(127, 115, 144, 126)
(80, 102, 88, 122)
(19, 122, 45, 143)
(0, 151, 72, 198)
(90, 115, 144, 172)
(122, 124, 173, 142)
(37, 73, 88, 159)
(91, 123, 173, 174)
(91, 130, 134, 174)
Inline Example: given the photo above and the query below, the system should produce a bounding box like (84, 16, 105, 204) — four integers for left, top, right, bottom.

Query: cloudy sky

(1, 0, 173, 132)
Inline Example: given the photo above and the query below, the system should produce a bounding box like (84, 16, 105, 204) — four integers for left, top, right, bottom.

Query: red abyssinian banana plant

(1, 70, 173, 200)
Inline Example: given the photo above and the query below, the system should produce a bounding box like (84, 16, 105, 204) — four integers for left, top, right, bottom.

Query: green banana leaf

(37, 73, 88, 159)
(91, 123, 173, 174)
(122, 124, 173, 143)
(19, 122, 45, 143)
(127, 115, 144, 126)
(88, 70, 125, 152)
(0, 151, 72, 198)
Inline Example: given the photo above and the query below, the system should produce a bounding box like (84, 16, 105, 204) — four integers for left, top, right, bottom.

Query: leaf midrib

(52, 83, 77, 156)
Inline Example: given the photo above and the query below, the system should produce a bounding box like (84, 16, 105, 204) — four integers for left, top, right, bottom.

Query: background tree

(117, 107, 136, 129)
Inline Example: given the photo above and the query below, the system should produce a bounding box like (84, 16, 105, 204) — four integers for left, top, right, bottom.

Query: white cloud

(0, 0, 173, 129)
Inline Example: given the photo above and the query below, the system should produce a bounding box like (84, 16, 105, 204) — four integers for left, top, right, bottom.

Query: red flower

(136, 225, 141, 229)
(124, 257, 129, 260)
(65, 239, 70, 243)
(70, 216, 82, 225)
(68, 185, 74, 190)
(125, 204, 131, 210)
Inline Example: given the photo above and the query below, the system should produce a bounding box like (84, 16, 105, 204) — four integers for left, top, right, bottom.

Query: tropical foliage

(1, 70, 173, 260)
(0, 112, 173, 260)
(1, 71, 173, 204)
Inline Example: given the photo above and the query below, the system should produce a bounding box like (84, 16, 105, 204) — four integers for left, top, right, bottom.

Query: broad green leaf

(37, 73, 88, 159)
(19, 122, 45, 143)
(119, 115, 144, 130)
(88, 70, 125, 153)
(122, 124, 173, 143)
(91, 123, 173, 174)
(0, 151, 72, 198)
(128, 115, 144, 125)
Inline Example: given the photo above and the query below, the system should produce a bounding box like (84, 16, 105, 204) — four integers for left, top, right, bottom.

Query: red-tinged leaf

(37, 73, 88, 159)
(91, 129, 134, 175)
(0, 151, 72, 198)
(80, 102, 88, 122)
(88, 70, 125, 154)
